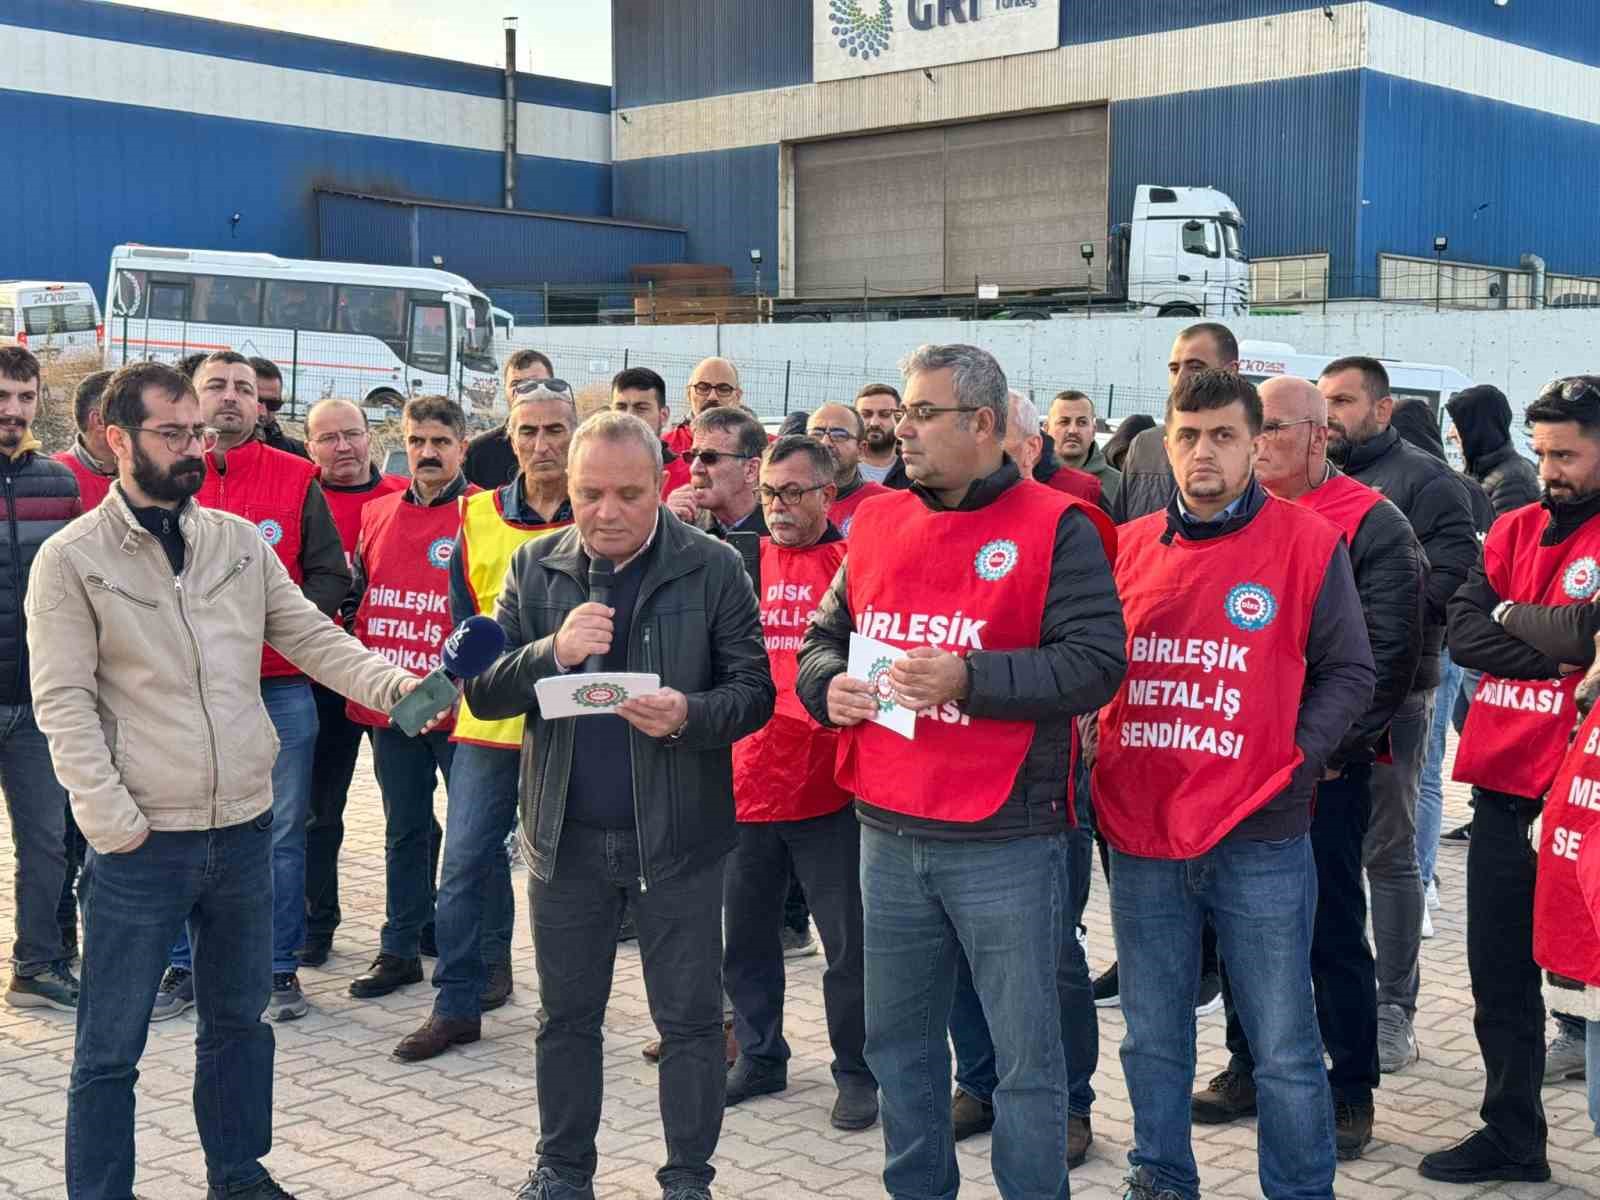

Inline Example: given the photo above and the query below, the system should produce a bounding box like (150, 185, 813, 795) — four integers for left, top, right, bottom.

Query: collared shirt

(1176, 487, 1251, 527)
(404, 472, 469, 509)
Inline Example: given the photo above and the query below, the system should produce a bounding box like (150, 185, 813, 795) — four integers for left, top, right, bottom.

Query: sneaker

(1334, 1100, 1374, 1160)
(1544, 1025, 1587, 1083)
(266, 973, 309, 1022)
(1418, 1128, 1550, 1184)
(1440, 822, 1471, 846)
(1190, 1067, 1257, 1124)
(662, 1188, 712, 1200)
(1092, 962, 1120, 1008)
(6, 962, 79, 1012)
(205, 1174, 298, 1199)
(1425, 878, 1441, 911)
(513, 1166, 593, 1200)
(1194, 971, 1223, 1017)
(1122, 1166, 1182, 1200)
(780, 924, 818, 959)
(481, 960, 513, 1011)
(1421, 907, 1435, 940)
(1376, 1003, 1417, 1073)
(150, 966, 195, 1021)
(504, 830, 523, 867)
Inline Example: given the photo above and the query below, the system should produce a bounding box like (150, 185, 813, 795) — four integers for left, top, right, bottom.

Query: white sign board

(815, 0, 1060, 82)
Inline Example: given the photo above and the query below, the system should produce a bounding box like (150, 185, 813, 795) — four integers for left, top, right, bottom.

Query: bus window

(148, 281, 189, 321)
(23, 303, 97, 335)
(0, 309, 15, 338)
(264, 281, 334, 330)
(191, 275, 261, 325)
(407, 302, 449, 373)
(336, 286, 406, 338)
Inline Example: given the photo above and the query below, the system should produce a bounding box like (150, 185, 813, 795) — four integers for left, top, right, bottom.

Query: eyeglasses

(807, 426, 858, 443)
(309, 429, 370, 448)
(119, 424, 219, 453)
(1260, 418, 1318, 438)
(260, 397, 285, 413)
(689, 382, 738, 398)
(684, 448, 756, 467)
(511, 377, 573, 397)
(891, 405, 982, 425)
(759, 482, 830, 507)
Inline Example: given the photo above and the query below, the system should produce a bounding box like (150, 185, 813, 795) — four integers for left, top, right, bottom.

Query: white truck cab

(1113, 186, 1250, 318)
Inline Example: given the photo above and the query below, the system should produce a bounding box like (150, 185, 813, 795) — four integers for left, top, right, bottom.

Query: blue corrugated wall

(611, 0, 812, 108)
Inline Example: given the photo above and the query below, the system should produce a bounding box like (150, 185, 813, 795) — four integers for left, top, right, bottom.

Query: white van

(1237, 340, 1473, 415)
(0, 281, 102, 361)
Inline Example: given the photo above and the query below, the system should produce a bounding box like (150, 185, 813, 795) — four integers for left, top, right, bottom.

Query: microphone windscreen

(440, 614, 507, 680)
(588, 557, 615, 596)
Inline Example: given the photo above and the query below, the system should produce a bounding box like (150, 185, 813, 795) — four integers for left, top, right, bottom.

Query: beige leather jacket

(25, 488, 413, 853)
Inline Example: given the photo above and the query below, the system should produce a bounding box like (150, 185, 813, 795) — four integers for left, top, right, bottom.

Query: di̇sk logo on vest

(427, 537, 453, 570)
(974, 538, 1019, 581)
(257, 519, 284, 546)
(1564, 556, 1600, 600)
(1223, 582, 1278, 632)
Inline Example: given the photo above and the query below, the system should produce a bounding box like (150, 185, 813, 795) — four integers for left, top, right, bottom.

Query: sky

(101, 0, 614, 84)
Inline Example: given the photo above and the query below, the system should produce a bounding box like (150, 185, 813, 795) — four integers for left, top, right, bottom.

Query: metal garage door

(793, 108, 1109, 298)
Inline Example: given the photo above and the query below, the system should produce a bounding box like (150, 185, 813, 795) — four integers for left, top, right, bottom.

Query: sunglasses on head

(511, 377, 573, 397)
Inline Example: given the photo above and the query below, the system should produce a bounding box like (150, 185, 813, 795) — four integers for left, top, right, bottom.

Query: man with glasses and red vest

(149, 350, 352, 1026)
(664, 356, 743, 461)
(1095, 369, 1374, 1200)
(1425, 376, 1600, 1184)
(298, 398, 406, 966)
(394, 378, 578, 1062)
(798, 343, 1126, 1200)
(804, 403, 889, 537)
(1195, 376, 1425, 1162)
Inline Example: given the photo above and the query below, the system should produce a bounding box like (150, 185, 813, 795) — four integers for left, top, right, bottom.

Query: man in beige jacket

(26, 361, 433, 1200)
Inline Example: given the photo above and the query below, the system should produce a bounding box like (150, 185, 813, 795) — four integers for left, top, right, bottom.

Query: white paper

(534, 672, 661, 719)
(848, 632, 917, 741)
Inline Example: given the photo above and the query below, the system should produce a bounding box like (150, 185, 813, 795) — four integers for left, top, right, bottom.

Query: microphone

(388, 615, 508, 736)
(584, 557, 614, 674)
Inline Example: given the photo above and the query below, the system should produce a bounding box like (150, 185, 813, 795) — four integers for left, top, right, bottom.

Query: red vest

(1094, 496, 1341, 859)
(195, 439, 319, 679)
(1293, 471, 1384, 544)
(829, 481, 891, 538)
(1045, 464, 1101, 505)
(1453, 503, 1600, 799)
(661, 450, 691, 499)
(837, 483, 1075, 823)
(321, 472, 407, 563)
(733, 537, 851, 822)
(53, 449, 113, 510)
(1533, 706, 1600, 988)
(346, 489, 468, 728)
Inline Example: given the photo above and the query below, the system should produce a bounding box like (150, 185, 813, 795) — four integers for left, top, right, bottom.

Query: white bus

(104, 246, 504, 416)
(1237, 340, 1474, 416)
(0, 280, 102, 360)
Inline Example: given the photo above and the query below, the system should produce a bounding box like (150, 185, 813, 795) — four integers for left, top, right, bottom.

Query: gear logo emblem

(1564, 556, 1599, 600)
(573, 681, 629, 709)
(1224, 582, 1278, 632)
(256, 519, 284, 547)
(974, 539, 1020, 582)
(867, 656, 897, 714)
(426, 537, 454, 569)
(830, 0, 892, 60)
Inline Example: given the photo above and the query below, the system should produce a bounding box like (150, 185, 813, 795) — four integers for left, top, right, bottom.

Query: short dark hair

(611, 366, 666, 408)
(0, 346, 40, 385)
(855, 382, 901, 405)
(503, 348, 553, 383)
(693, 406, 768, 459)
(1320, 355, 1390, 401)
(1179, 322, 1239, 364)
(402, 394, 467, 440)
(101, 361, 194, 430)
(1167, 368, 1262, 436)
(248, 356, 282, 385)
(73, 370, 112, 432)
(1052, 389, 1094, 415)
(1526, 376, 1600, 435)
(197, 349, 252, 376)
(765, 433, 836, 482)
(177, 352, 208, 380)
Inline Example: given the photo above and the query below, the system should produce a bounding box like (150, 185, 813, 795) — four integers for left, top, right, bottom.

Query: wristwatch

(1491, 600, 1516, 625)
(665, 717, 689, 742)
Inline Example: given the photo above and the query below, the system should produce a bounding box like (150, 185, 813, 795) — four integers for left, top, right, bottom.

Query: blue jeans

(1111, 837, 1334, 1200)
(68, 815, 276, 1199)
(1418, 651, 1463, 887)
(371, 727, 451, 958)
(431, 743, 517, 1019)
(0, 703, 71, 970)
(950, 766, 1097, 1119)
(1589, 1020, 1600, 1136)
(861, 824, 1069, 1200)
(171, 679, 318, 975)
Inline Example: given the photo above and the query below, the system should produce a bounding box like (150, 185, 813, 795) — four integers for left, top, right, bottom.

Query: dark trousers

(1467, 788, 1547, 1161)
(784, 867, 809, 933)
(1, 702, 72, 970)
(371, 727, 450, 958)
(723, 805, 870, 1085)
(532, 824, 726, 1193)
(1222, 764, 1380, 1105)
(304, 683, 366, 940)
(59, 802, 88, 936)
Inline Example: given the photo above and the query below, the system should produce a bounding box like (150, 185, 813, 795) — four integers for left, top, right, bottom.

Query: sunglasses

(684, 448, 756, 467)
(511, 377, 573, 397)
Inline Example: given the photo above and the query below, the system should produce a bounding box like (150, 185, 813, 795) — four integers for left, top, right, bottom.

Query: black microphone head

(588, 557, 615, 590)
(440, 615, 507, 679)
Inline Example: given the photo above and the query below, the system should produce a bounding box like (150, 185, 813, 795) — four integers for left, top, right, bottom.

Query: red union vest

(1094, 495, 1341, 859)
(321, 472, 407, 565)
(836, 482, 1077, 823)
(346, 488, 471, 728)
(829, 481, 891, 538)
(53, 449, 113, 510)
(195, 438, 318, 680)
(733, 537, 851, 822)
(1453, 503, 1600, 799)
(1533, 706, 1600, 988)
(1293, 470, 1384, 544)
(1045, 465, 1101, 505)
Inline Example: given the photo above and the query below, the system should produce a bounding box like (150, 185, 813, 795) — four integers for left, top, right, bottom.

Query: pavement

(3, 735, 1598, 1200)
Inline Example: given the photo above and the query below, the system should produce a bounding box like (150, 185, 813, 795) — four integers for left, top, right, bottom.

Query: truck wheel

(1158, 304, 1201, 318)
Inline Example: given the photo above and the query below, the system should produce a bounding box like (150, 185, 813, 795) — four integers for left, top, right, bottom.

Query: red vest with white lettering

(53, 450, 113, 510)
(1294, 470, 1383, 544)
(734, 537, 851, 822)
(346, 489, 471, 728)
(837, 482, 1077, 822)
(829, 481, 892, 538)
(1453, 503, 1600, 799)
(1533, 706, 1600, 988)
(195, 438, 318, 680)
(321, 473, 407, 565)
(1094, 495, 1340, 859)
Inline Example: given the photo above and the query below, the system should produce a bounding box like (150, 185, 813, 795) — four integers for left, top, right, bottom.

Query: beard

(132, 441, 206, 503)
(863, 427, 896, 453)
(0, 416, 27, 451)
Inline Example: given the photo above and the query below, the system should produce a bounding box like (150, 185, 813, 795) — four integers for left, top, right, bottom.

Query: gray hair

(569, 410, 664, 476)
(1007, 390, 1040, 438)
(692, 405, 768, 459)
(899, 343, 1008, 437)
(764, 433, 836, 483)
(507, 384, 578, 429)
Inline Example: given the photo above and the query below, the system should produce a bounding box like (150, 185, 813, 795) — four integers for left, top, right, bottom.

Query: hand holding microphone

(554, 558, 615, 671)
(389, 614, 508, 737)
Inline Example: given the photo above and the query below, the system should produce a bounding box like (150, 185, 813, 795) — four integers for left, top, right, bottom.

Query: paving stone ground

(3, 734, 1597, 1199)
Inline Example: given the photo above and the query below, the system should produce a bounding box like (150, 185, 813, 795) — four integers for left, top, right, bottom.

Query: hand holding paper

(847, 632, 917, 740)
(534, 672, 662, 719)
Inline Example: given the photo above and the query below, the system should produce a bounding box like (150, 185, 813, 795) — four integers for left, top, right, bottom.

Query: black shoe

(1092, 961, 1119, 1008)
(7, 961, 79, 1012)
(1067, 1114, 1093, 1168)
(950, 1087, 995, 1141)
(349, 953, 423, 999)
(1440, 822, 1471, 846)
(206, 1173, 298, 1199)
(419, 924, 438, 959)
(298, 935, 332, 968)
(724, 1056, 786, 1106)
(481, 960, 513, 1011)
(1418, 1129, 1550, 1183)
(1334, 1100, 1374, 1161)
(1191, 1068, 1257, 1124)
(830, 1078, 878, 1130)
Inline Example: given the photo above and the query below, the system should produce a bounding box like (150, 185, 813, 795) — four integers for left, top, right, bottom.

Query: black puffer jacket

(1342, 427, 1480, 690)
(796, 460, 1127, 840)
(464, 509, 775, 889)
(2, 450, 82, 705)
(1446, 385, 1540, 518)
(1109, 425, 1175, 523)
